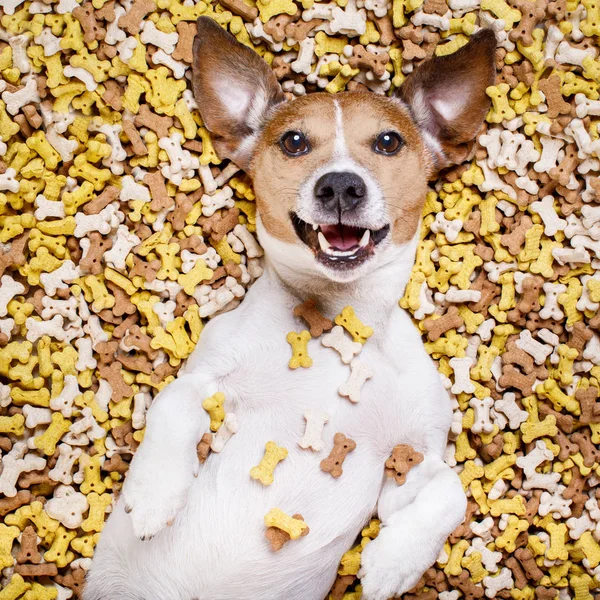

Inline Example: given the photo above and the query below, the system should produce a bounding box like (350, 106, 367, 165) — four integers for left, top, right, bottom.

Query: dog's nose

(314, 172, 367, 213)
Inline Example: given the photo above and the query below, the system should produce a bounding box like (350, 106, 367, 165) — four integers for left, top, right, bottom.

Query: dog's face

(193, 19, 496, 282)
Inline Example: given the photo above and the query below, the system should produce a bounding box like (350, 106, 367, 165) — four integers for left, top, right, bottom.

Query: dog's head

(193, 18, 496, 283)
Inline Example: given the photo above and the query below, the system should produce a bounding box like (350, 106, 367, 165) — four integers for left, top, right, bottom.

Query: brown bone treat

(505, 556, 528, 589)
(524, 490, 542, 523)
(22, 104, 42, 129)
(14, 563, 58, 577)
(534, 587, 557, 600)
(498, 365, 536, 395)
(102, 79, 123, 111)
(329, 574, 356, 600)
(271, 55, 293, 80)
(199, 207, 240, 242)
(197, 433, 213, 464)
(0, 333, 8, 346)
(112, 313, 139, 339)
(402, 39, 427, 61)
(182, 139, 203, 154)
(174, 291, 197, 317)
(168, 192, 195, 231)
(83, 185, 120, 215)
(515, 547, 544, 582)
(73, 2, 104, 44)
(514, 275, 543, 317)
(422, 306, 464, 342)
(102, 453, 129, 474)
(96, 0, 116, 21)
(124, 325, 159, 360)
(16, 526, 41, 564)
(508, 0, 547, 46)
(0, 436, 12, 452)
(112, 420, 134, 447)
(538, 74, 571, 119)
(370, 13, 394, 46)
(570, 430, 600, 467)
(567, 321, 593, 358)
(562, 465, 586, 517)
(576, 386, 600, 425)
(172, 21, 196, 64)
(264, 14, 297, 42)
(98, 307, 123, 324)
(151, 361, 180, 384)
(285, 18, 324, 42)
(552, 429, 579, 461)
(449, 499, 476, 544)
(538, 403, 573, 433)
(0, 231, 29, 278)
(144, 171, 174, 212)
(95, 340, 119, 364)
(525, 314, 563, 336)
(293, 299, 333, 338)
(423, 0, 448, 13)
(503, 171, 532, 207)
(56, 567, 86, 598)
(501, 214, 533, 255)
(549, 144, 579, 186)
(134, 104, 174, 139)
(498, 65, 518, 88)
(347, 45, 389, 78)
(385, 444, 424, 485)
(14, 114, 34, 138)
(118, 0, 155, 35)
(178, 235, 208, 254)
(122, 119, 148, 156)
(590, 311, 600, 330)
(423, 567, 448, 592)
(321, 433, 356, 478)
(0, 490, 32, 517)
(117, 352, 153, 375)
(18, 468, 56, 492)
(502, 338, 534, 374)
(265, 513, 309, 551)
(129, 256, 161, 282)
(106, 281, 137, 317)
(98, 362, 133, 402)
(404, 590, 437, 600)
(447, 570, 484, 600)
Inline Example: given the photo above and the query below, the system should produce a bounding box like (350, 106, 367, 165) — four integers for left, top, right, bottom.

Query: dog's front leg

(121, 372, 216, 540)
(359, 456, 466, 600)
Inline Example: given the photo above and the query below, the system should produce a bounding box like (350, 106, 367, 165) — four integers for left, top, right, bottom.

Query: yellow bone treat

(263, 508, 308, 540)
(334, 306, 374, 345)
(202, 392, 226, 432)
(250, 441, 288, 486)
(286, 330, 313, 369)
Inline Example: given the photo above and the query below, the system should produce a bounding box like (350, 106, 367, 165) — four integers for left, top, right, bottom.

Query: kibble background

(0, 0, 599, 598)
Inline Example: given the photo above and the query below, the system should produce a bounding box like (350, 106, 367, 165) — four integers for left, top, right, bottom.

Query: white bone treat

(298, 409, 329, 451)
(338, 359, 373, 402)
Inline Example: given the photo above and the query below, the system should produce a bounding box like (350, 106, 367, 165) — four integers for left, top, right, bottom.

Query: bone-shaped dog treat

(338, 360, 373, 403)
(298, 410, 329, 451)
(265, 512, 310, 551)
(197, 433, 213, 464)
(293, 299, 333, 338)
(321, 433, 356, 479)
(264, 508, 308, 540)
(250, 441, 288, 486)
(286, 330, 313, 369)
(210, 413, 239, 453)
(334, 306, 373, 344)
(384, 444, 424, 485)
(423, 306, 464, 342)
(322, 326, 362, 364)
(202, 392, 226, 432)
(449, 357, 475, 394)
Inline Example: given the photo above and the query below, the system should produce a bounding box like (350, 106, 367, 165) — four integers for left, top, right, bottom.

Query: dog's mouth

(291, 213, 390, 269)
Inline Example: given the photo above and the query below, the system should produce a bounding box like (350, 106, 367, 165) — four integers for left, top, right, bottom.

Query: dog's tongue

(321, 224, 360, 250)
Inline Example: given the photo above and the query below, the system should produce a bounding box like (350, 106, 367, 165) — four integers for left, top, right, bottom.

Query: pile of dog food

(0, 0, 599, 598)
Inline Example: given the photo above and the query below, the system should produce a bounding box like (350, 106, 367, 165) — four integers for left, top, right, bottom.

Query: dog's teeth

(318, 231, 331, 251)
(359, 229, 370, 248)
(312, 223, 318, 231)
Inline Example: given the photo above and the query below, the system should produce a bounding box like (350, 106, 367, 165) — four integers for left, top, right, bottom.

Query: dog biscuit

(265, 512, 310, 551)
(264, 509, 308, 540)
(321, 433, 356, 479)
(334, 306, 374, 345)
(293, 299, 333, 338)
(250, 441, 288, 486)
(384, 444, 424, 485)
(202, 392, 226, 432)
(286, 330, 313, 369)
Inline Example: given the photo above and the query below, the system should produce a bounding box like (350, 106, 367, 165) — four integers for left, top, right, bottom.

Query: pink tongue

(321, 225, 360, 251)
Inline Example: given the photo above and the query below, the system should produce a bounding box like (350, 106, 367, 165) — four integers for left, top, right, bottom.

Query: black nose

(314, 172, 367, 213)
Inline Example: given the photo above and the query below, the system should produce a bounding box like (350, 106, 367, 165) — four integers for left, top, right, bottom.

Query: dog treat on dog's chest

(202, 392, 226, 432)
(264, 509, 308, 540)
(286, 330, 313, 369)
(334, 306, 374, 345)
(385, 444, 424, 485)
(250, 441, 288, 486)
(322, 326, 363, 364)
(293, 299, 333, 338)
(265, 512, 310, 551)
(320, 433, 357, 478)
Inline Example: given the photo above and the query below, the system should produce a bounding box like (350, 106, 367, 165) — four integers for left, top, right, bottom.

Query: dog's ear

(192, 17, 285, 169)
(397, 29, 497, 173)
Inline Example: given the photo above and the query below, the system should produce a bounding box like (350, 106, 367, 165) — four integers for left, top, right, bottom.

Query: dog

(84, 18, 496, 600)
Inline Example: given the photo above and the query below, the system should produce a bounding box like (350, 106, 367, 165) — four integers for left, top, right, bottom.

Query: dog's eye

(373, 131, 404, 156)
(280, 131, 309, 156)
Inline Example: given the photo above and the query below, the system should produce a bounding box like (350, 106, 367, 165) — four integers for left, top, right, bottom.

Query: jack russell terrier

(84, 18, 496, 600)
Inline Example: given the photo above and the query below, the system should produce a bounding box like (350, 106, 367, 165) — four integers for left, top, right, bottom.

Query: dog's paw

(122, 447, 196, 540)
(358, 525, 435, 600)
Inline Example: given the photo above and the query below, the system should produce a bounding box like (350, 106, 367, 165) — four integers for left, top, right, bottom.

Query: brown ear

(192, 17, 285, 169)
(397, 29, 497, 173)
